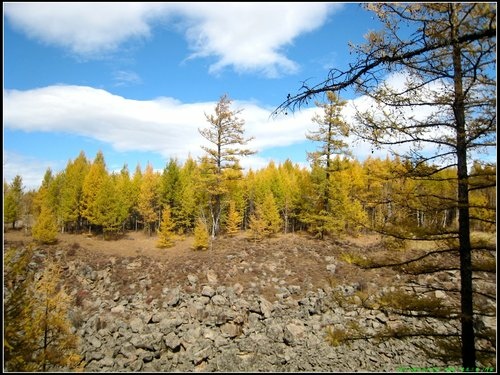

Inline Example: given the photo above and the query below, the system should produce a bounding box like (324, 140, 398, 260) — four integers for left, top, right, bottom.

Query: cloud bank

(4, 2, 340, 76)
(4, 85, 315, 160)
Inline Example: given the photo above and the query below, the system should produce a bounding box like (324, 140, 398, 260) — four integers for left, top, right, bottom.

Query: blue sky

(4, 3, 494, 190)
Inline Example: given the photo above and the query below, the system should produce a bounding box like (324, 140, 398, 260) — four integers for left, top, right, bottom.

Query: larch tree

(21, 189, 37, 235)
(33, 168, 54, 217)
(248, 192, 282, 241)
(59, 151, 89, 233)
(81, 151, 108, 234)
(160, 158, 182, 220)
(176, 157, 198, 233)
(225, 200, 242, 237)
(4, 175, 24, 229)
(115, 165, 135, 232)
(31, 260, 82, 371)
(199, 94, 255, 238)
(32, 204, 58, 245)
(157, 205, 176, 248)
(304, 92, 354, 239)
(300, 159, 341, 239)
(4, 247, 82, 371)
(138, 163, 160, 236)
(276, 160, 301, 233)
(360, 156, 394, 228)
(193, 217, 209, 250)
(130, 164, 143, 231)
(276, 3, 496, 368)
(93, 173, 128, 239)
(4, 245, 34, 370)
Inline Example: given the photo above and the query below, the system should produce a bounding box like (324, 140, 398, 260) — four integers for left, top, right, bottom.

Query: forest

(3, 3, 496, 372)
(3, 146, 496, 246)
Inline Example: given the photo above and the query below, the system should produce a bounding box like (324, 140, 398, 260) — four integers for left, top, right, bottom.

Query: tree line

(4, 147, 495, 244)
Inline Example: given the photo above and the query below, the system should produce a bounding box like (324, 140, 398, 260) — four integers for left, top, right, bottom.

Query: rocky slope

(5, 232, 495, 372)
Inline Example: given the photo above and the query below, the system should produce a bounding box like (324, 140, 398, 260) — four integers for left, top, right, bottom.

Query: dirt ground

(4, 229, 394, 303)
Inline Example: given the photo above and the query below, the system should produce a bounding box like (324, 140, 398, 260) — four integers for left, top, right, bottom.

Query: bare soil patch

(4, 229, 400, 305)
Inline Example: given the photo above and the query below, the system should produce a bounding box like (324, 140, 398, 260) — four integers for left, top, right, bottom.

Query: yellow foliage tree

(248, 192, 282, 241)
(157, 206, 176, 248)
(4, 247, 83, 371)
(198, 94, 255, 237)
(32, 204, 58, 244)
(81, 151, 107, 233)
(225, 200, 242, 237)
(138, 163, 160, 236)
(193, 218, 209, 250)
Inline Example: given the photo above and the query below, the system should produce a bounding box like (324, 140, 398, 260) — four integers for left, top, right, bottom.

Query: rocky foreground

(75, 281, 460, 372)
(8, 233, 496, 372)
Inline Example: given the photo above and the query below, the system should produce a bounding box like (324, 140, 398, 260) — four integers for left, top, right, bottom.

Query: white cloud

(4, 3, 169, 58)
(7, 79, 448, 186)
(173, 3, 338, 77)
(3, 85, 314, 164)
(113, 70, 143, 87)
(4, 2, 341, 76)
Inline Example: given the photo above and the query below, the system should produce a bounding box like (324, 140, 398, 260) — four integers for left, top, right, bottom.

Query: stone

(164, 332, 181, 351)
(201, 285, 216, 298)
(166, 287, 181, 306)
(203, 327, 218, 341)
(206, 269, 218, 284)
(434, 290, 447, 299)
(375, 312, 388, 324)
(126, 260, 142, 270)
(99, 357, 114, 367)
(233, 283, 244, 295)
(259, 297, 274, 319)
(326, 264, 337, 274)
(120, 343, 137, 360)
(211, 294, 226, 306)
(151, 311, 168, 323)
(199, 296, 210, 305)
(351, 295, 362, 306)
(188, 274, 198, 285)
(88, 335, 102, 348)
(266, 323, 284, 343)
(192, 346, 212, 365)
(52, 252, 468, 373)
(129, 359, 143, 371)
(111, 305, 125, 314)
(159, 317, 182, 332)
(183, 326, 203, 344)
(129, 317, 144, 333)
(221, 322, 240, 338)
(85, 350, 104, 362)
(214, 335, 228, 348)
(283, 323, 305, 346)
(130, 334, 155, 351)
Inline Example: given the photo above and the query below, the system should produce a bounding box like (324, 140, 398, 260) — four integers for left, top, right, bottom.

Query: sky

(3, 3, 494, 190)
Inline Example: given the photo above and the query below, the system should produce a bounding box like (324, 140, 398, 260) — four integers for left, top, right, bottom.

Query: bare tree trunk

(451, 14, 476, 367)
